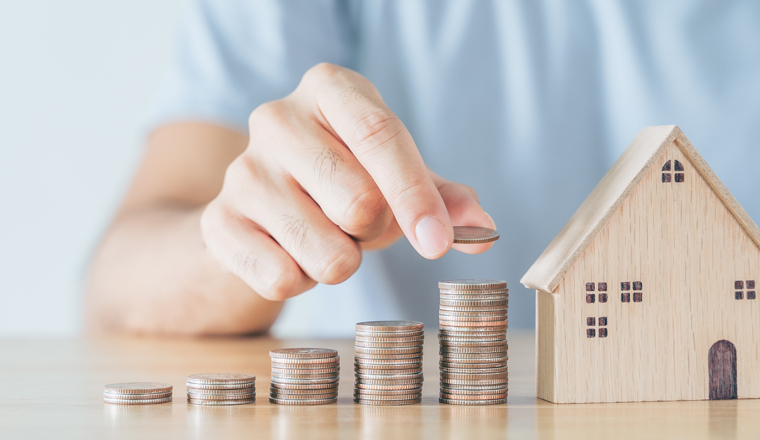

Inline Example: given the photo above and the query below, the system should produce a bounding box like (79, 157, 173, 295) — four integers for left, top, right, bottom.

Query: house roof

(521, 125, 760, 293)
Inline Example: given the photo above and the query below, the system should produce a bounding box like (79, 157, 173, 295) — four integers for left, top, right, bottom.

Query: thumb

(429, 171, 497, 255)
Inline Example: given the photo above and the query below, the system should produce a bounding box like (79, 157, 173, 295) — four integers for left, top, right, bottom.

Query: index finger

(302, 64, 452, 259)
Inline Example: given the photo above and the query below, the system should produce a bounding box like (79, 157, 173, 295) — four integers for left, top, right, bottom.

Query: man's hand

(201, 63, 495, 301)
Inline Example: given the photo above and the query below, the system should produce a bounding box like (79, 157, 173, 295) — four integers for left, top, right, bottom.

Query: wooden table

(0, 330, 756, 439)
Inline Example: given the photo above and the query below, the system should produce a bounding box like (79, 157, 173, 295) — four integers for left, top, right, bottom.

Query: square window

(599, 317, 607, 326)
(736, 291, 744, 300)
(599, 293, 608, 303)
(587, 329, 596, 338)
(633, 292, 643, 302)
(621, 282, 631, 291)
(675, 173, 684, 182)
(621, 293, 630, 303)
(747, 280, 755, 289)
(586, 294, 595, 304)
(748, 291, 756, 300)
(735, 280, 744, 289)
(587, 317, 595, 326)
(599, 328, 608, 338)
(633, 281, 643, 291)
(586, 282, 595, 291)
(662, 173, 672, 183)
(598, 282, 608, 291)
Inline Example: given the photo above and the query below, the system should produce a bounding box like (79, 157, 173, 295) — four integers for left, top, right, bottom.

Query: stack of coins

(438, 279, 508, 405)
(186, 373, 256, 405)
(103, 382, 172, 405)
(269, 348, 340, 405)
(354, 321, 424, 405)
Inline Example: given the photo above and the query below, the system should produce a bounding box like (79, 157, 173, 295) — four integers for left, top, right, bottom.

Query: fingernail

(414, 216, 449, 258)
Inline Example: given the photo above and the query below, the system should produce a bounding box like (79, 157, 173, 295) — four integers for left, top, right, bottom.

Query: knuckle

(260, 264, 303, 301)
(304, 62, 343, 83)
(313, 239, 361, 284)
(351, 110, 404, 155)
(248, 100, 286, 130)
(341, 186, 387, 232)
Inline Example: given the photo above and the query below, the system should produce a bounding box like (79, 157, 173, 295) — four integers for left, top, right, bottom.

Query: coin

(353, 392, 421, 400)
(187, 373, 256, 385)
(269, 397, 338, 405)
(268, 356, 340, 365)
(103, 391, 172, 400)
(355, 329, 424, 338)
(354, 382, 422, 391)
(438, 279, 507, 291)
(188, 397, 256, 405)
(104, 382, 173, 395)
(441, 386, 508, 394)
(270, 376, 340, 384)
(270, 382, 338, 390)
(354, 346, 423, 355)
(355, 321, 424, 332)
(187, 392, 257, 400)
(439, 397, 507, 405)
(104, 396, 173, 405)
(355, 377, 424, 386)
(452, 226, 500, 244)
(355, 335, 425, 343)
(271, 390, 339, 399)
(355, 352, 422, 360)
(270, 361, 340, 370)
(269, 348, 338, 359)
(354, 398, 422, 406)
(355, 341, 424, 348)
(269, 387, 338, 396)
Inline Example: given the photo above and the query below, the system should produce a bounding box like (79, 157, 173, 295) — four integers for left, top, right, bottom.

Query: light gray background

(0, 1, 187, 335)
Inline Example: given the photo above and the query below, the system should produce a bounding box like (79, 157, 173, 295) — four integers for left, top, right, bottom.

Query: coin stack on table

(269, 348, 340, 405)
(438, 279, 508, 405)
(103, 382, 173, 405)
(353, 321, 425, 405)
(186, 373, 256, 405)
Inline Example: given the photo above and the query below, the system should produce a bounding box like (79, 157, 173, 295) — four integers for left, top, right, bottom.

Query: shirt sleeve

(141, 0, 354, 135)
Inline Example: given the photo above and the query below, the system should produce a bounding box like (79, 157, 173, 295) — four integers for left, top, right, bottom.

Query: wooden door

(709, 340, 737, 400)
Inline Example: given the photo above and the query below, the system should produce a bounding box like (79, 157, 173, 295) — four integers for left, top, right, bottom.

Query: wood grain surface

(0, 331, 757, 439)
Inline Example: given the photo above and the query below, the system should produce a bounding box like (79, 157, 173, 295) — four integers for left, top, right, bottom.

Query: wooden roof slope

(521, 125, 760, 293)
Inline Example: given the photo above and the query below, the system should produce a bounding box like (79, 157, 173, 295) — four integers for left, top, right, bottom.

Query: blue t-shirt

(144, 0, 760, 337)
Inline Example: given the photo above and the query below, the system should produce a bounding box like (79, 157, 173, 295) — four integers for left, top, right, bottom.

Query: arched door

(709, 340, 737, 400)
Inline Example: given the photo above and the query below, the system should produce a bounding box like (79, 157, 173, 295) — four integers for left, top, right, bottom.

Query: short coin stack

(103, 382, 173, 405)
(438, 279, 508, 405)
(354, 321, 424, 405)
(186, 373, 256, 405)
(269, 348, 340, 405)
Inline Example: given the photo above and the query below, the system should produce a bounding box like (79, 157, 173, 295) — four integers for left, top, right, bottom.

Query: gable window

(735, 280, 755, 300)
(662, 160, 684, 183)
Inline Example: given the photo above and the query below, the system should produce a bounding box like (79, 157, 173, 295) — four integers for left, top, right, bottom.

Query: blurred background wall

(0, 1, 187, 335)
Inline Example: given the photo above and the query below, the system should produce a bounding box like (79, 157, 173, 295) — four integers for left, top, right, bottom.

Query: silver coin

(355, 329, 424, 337)
(270, 376, 340, 385)
(103, 391, 172, 400)
(354, 387, 422, 395)
(355, 352, 423, 361)
(267, 356, 340, 365)
(188, 397, 255, 405)
(438, 279, 507, 290)
(355, 377, 424, 386)
(441, 386, 508, 394)
(269, 348, 338, 359)
(186, 373, 256, 385)
(440, 392, 509, 401)
(270, 382, 338, 390)
(269, 397, 337, 405)
(270, 373, 340, 380)
(104, 382, 172, 395)
(104, 396, 172, 405)
(354, 398, 422, 406)
(355, 335, 425, 343)
(440, 366, 509, 375)
(355, 341, 424, 348)
(452, 226, 500, 244)
(354, 345, 423, 354)
(186, 382, 256, 391)
(270, 367, 340, 375)
(353, 392, 422, 400)
(439, 322, 508, 329)
(355, 321, 424, 332)
(439, 397, 507, 405)
(270, 362, 340, 370)
(354, 382, 422, 391)
(187, 387, 256, 399)
(354, 358, 422, 366)
(187, 392, 256, 400)
(269, 387, 338, 396)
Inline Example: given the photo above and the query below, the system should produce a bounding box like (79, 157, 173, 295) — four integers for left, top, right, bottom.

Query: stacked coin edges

(103, 382, 173, 405)
(438, 280, 508, 405)
(354, 321, 424, 405)
(186, 373, 256, 405)
(269, 349, 340, 405)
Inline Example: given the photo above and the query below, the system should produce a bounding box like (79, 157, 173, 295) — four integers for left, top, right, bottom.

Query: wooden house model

(521, 125, 760, 404)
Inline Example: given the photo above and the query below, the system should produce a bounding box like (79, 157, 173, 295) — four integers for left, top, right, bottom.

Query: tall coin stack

(269, 348, 340, 405)
(103, 382, 173, 405)
(186, 373, 256, 405)
(438, 280, 508, 405)
(354, 321, 424, 405)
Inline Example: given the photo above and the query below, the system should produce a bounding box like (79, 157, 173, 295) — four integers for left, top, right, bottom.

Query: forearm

(85, 206, 283, 336)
